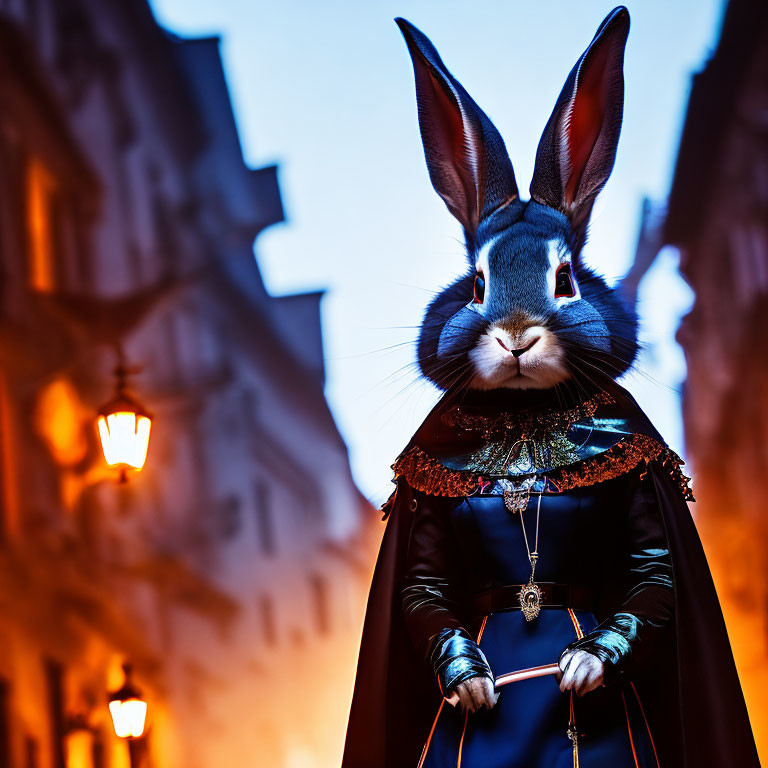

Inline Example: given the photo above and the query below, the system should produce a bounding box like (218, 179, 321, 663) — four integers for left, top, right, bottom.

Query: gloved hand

(559, 469, 675, 691)
(428, 628, 498, 711)
(559, 612, 641, 687)
(557, 648, 606, 696)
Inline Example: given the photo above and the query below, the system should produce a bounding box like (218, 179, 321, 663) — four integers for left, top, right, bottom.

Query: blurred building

(0, 2, 376, 768)
(661, 0, 768, 760)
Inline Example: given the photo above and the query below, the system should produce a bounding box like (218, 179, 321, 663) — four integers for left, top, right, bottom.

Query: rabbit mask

(397, 7, 638, 394)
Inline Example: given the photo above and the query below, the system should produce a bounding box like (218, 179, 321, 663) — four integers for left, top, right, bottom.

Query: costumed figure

(342, 7, 760, 768)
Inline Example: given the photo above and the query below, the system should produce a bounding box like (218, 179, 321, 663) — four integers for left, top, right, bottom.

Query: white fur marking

(546, 239, 580, 304)
(473, 234, 502, 305)
(469, 323, 570, 390)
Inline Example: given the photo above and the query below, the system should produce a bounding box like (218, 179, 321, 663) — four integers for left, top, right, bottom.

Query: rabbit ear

(530, 6, 629, 245)
(396, 18, 518, 243)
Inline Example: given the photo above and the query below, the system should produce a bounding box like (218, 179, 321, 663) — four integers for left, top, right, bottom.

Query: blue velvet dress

(407, 475, 666, 768)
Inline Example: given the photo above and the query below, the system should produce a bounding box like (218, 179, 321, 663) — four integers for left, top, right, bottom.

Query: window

(23, 153, 82, 292)
(0, 678, 10, 768)
(0, 20, 98, 295)
(258, 594, 277, 646)
(309, 574, 331, 635)
(253, 480, 275, 555)
(151, 192, 180, 275)
(25, 736, 40, 768)
(218, 495, 241, 540)
(240, 388, 259, 431)
(44, 660, 66, 768)
(90, 732, 105, 768)
(162, 314, 182, 383)
(26, 156, 59, 291)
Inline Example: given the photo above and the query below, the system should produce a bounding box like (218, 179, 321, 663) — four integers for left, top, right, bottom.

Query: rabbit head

(397, 8, 637, 394)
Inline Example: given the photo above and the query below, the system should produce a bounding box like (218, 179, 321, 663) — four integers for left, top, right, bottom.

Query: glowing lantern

(97, 363, 152, 479)
(108, 665, 147, 739)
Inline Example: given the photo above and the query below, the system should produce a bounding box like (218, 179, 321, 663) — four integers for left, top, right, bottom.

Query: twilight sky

(151, 0, 721, 504)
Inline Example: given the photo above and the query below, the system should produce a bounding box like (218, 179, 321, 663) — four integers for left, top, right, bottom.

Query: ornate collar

(389, 390, 693, 502)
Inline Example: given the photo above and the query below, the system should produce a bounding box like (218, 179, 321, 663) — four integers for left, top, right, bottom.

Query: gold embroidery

(417, 700, 445, 768)
(567, 608, 585, 640)
(568, 691, 581, 767)
(389, 434, 694, 501)
(456, 711, 469, 768)
(448, 617, 487, 768)
(554, 434, 664, 489)
(630, 682, 662, 768)
(390, 446, 478, 497)
(444, 392, 611, 436)
(621, 690, 642, 768)
(567, 610, 586, 768)
(441, 393, 614, 477)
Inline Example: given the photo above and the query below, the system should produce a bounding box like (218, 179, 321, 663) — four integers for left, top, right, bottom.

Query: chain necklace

(516, 481, 543, 621)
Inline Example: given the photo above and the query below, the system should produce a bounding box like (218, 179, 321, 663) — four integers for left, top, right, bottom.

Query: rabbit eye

(473, 273, 485, 304)
(554, 264, 575, 298)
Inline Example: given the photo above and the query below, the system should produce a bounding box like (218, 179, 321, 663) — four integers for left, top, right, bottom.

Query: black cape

(342, 386, 759, 768)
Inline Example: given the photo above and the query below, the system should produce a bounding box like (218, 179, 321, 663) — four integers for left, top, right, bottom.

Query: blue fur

(418, 201, 638, 391)
(399, 14, 637, 393)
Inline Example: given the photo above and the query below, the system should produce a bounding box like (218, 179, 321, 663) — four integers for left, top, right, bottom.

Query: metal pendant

(503, 487, 530, 515)
(518, 580, 542, 621)
(502, 477, 536, 515)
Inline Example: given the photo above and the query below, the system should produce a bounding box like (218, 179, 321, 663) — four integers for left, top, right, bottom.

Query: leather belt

(470, 583, 595, 618)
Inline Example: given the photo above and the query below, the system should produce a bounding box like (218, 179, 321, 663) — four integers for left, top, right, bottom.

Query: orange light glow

(97, 411, 151, 470)
(26, 157, 57, 292)
(65, 728, 94, 768)
(35, 377, 89, 467)
(108, 697, 148, 738)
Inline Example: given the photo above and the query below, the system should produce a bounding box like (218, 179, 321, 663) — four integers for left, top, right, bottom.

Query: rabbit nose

(496, 336, 540, 357)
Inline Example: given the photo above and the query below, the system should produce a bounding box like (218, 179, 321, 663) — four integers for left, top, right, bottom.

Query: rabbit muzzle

(469, 322, 570, 390)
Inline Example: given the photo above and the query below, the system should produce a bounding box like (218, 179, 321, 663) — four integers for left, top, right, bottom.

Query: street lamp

(107, 664, 147, 739)
(97, 361, 152, 482)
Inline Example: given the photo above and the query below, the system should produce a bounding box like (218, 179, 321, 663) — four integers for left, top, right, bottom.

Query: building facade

(662, 0, 768, 760)
(0, 1, 376, 767)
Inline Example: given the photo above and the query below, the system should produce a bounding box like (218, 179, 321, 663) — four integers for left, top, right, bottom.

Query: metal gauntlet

(560, 612, 641, 684)
(562, 518, 675, 685)
(428, 628, 493, 695)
